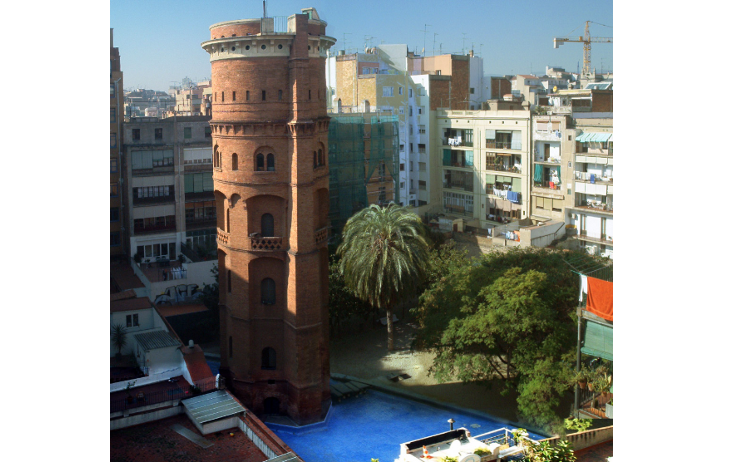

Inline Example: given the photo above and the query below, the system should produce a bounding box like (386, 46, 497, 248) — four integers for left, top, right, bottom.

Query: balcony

(576, 232, 614, 245)
(485, 140, 522, 150)
(533, 181, 562, 191)
(133, 223, 176, 235)
(133, 196, 176, 206)
(250, 235, 284, 251)
(442, 205, 473, 217)
(487, 164, 521, 174)
(574, 171, 613, 184)
(574, 201, 613, 214)
(315, 227, 330, 245)
(217, 228, 229, 245)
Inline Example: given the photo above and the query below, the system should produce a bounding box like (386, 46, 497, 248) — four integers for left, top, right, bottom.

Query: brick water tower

(202, 7, 335, 425)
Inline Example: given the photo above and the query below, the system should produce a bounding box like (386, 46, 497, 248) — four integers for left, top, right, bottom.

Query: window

(399, 107, 404, 115)
(261, 347, 276, 369)
(419, 162, 427, 172)
(419, 125, 426, 135)
(419, 106, 424, 115)
(399, 86, 403, 95)
(399, 144, 405, 152)
(261, 278, 276, 305)
(470, 87, 475, 94)
(232, 91, 236, 101)
(110, 207, 119, 222)
(110, 108, 116, 123)
(134, 185, 174, 201)
(246, 90, 250, 101)
(205, 127, 211, 138)
(308, 90, 311, 100)
(256, 153, 265, 171)
(400, 163, 405, 171)
(132, 129, 140, 141)
(110, 158, 118, 172)
(110, 133, 117, 148)
(184, 127, 192, 139)
(126, 314, 139, 327)
(132, 150, 174, 169)
(410, 161, 414, 171)
(400, 182, 405, 189)
(262, 90, 266, 101)
(184, 173, 214, 193)
(110, 84, 115, 98)
(419, 180, 427, 191)
(228, 270, 232, 293)
(155, 128, 162, 140)
(409, 88, 413, 98)
(110, 232, 120, 247)
(382, 86, 393, 97)
(267, 153, 275, 171)
(378, 186, 386, 203)
(221, 91, 224, 102)
(111, 183, 118, 197)
(261, 213, 274, 237)
(185, 201, 216, 223)
(232, 153, 238, 170)
(278, 90, 282, 101)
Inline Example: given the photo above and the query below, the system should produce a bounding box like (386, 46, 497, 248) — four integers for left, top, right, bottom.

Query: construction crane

(554, 21, 612, 79)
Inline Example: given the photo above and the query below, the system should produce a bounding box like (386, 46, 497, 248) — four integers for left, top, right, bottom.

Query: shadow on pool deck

(330, 319, 570, 430)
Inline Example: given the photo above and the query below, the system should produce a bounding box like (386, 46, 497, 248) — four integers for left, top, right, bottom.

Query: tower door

(261, 213, 274, 237)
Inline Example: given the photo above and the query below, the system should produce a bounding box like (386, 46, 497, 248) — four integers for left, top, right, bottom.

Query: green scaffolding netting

(328, 114, 400, 234)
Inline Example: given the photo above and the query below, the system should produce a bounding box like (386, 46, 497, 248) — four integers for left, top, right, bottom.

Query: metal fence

(110, 376, 218, 413)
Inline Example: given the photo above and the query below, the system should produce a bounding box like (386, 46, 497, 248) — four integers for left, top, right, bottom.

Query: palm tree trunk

(386, 306, 394, 351)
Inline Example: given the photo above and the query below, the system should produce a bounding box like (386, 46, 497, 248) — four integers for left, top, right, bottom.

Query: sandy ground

(329, 319, 523, 424)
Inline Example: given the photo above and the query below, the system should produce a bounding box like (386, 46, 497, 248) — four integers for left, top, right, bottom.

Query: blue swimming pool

(266, 388, 543, 462)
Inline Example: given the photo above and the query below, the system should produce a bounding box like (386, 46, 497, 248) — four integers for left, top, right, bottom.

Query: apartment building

(530, 114, 575, 223)
(435, 98, 531, 231)
(569, 115, 613, 258)
(548, 88, 613, 115)
(124, 89, 174, 119)
(111, 29, 125, 257)
(122, 116, 214, 262)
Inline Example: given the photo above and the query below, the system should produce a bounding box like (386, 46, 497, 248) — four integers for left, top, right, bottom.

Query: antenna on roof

(263, 0, 266, 18)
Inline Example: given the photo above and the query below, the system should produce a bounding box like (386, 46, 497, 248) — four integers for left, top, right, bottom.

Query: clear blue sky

(111, 0, 613, 91)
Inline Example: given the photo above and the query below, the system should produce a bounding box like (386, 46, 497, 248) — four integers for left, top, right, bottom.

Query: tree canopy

(413, 247, 585, 429)
(337, 204, 430, 350)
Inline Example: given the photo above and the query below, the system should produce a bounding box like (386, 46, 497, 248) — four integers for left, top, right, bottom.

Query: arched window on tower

(261, 278, 276, 305)
(256, 153, 264, 171)
(232, 153, 238, 170)
(261, 213, 274, 237)
(261, 347, 276, 369)
(313, 151, 318, 168)
(213, 146, 220, 168)
(226, 208, 230, 233)
(318, 149, 324, 166)
(267, 153, 275, 171)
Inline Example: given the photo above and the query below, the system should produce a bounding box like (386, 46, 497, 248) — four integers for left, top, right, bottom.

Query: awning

(576, 132, 612, 143)
(581, 320, 613, 361)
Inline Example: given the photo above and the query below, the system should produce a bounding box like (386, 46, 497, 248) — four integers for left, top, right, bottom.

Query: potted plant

(573, 369, 589, 390)
(474, 447, 494, 462)
(111, 324, 128, 362)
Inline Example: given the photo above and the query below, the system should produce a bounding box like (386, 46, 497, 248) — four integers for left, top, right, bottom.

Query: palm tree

(338, 203, 430, 351)
(111, 324, 128, 359)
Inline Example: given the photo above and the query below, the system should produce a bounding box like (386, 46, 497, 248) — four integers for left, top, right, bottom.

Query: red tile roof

(574, 440, 613, 462)
(110, 297, 153, 313)
(180, 344, 214, 383)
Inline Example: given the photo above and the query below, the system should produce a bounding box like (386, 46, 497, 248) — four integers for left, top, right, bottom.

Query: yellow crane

(554, 21, 612, 79)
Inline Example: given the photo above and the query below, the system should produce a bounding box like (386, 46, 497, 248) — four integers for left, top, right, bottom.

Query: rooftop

(110, 296, 152, 313)
(110, 413, 269, 462)
(134, 330, 181, 351)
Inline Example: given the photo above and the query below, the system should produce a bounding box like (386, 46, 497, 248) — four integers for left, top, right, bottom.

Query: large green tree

(413, 247, 582, 428)
(338, 203, 430, 351)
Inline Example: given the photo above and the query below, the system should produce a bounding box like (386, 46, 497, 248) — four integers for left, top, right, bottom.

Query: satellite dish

(459, 454, 481, 462)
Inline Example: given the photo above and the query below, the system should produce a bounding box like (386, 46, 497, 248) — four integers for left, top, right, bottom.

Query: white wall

(145, 347, 183, 376)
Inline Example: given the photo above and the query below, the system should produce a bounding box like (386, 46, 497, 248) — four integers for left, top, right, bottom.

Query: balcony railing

(133, 223, 176, 234)
(442, 206, 474, 217)
(575, 201, 614, 213)
(442, 138, 473, 147)
(574, 171, 613, 183)
(217, 228, 229, 245)
(486, 165, 521, 174)
(533, 181, 562, 191)
(250, 235, 284, 251)
(133, 196, 176, 206)
(315, 227, 330, 245)
(486, 140, 522, 150)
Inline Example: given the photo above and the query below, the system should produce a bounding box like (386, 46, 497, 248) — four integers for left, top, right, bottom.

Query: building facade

(530, 114, 574, 224)
(202, 8, 335, 425)
(122, 116, 214, 263)
(569, 115, 613, 258)
(111, 29, 125, 257)
(435, 100, 531, 231)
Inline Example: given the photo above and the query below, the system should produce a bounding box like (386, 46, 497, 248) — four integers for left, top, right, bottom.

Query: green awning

(581, 320, 613, 361)
(576, 132, 612, 143)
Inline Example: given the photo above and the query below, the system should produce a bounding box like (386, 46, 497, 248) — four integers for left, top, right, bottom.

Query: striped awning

(576, 132, 612, 143)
